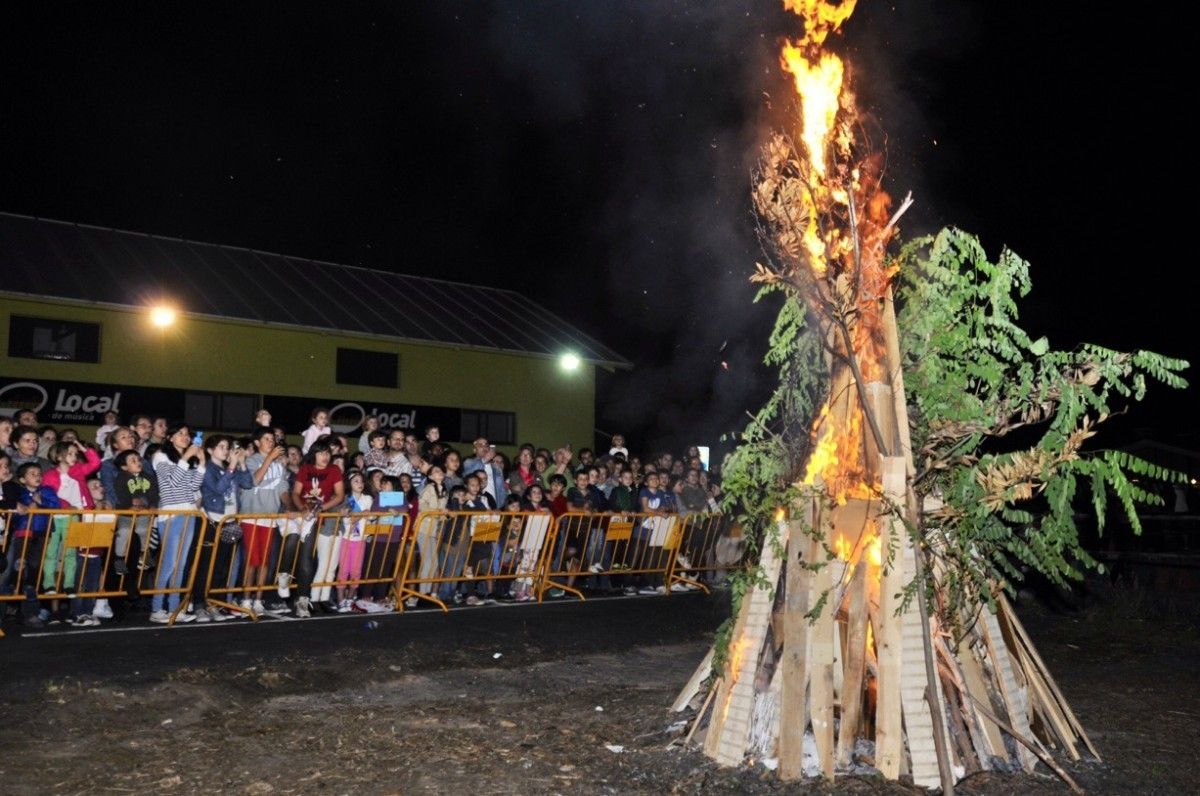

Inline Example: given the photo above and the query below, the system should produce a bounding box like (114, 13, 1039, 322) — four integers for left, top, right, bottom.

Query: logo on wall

(0, 381, 50, 417)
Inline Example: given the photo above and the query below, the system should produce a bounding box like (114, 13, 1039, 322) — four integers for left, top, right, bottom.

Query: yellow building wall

(0, 295, 596, 454)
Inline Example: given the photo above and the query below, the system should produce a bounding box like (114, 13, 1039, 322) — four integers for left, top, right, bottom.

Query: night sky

(2, 2, 1192, 453)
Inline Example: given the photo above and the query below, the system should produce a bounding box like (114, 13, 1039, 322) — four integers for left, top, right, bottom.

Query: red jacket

(42, 448, 102, 509)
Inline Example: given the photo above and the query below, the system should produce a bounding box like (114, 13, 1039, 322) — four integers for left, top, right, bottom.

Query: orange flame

(782, 0, 897, 503)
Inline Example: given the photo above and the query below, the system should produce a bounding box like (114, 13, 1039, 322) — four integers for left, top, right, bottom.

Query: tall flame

(781, 0, 896, 504)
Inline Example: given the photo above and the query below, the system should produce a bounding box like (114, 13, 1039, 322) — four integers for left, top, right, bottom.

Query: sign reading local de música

(0, 376, 462, 438)
(0, 377, 182, 425)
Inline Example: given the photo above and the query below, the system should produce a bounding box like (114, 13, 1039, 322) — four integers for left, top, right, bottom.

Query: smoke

(478, 1, 983, 455)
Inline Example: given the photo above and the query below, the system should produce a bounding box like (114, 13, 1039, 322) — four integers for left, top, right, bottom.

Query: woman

(196, 435, 255, 621)
(413, 464, 448, 601)
(442, 449, 464, 493)
(507, 447, 536, 499)
(150, 424, 206, 624)
(281, 441, 344, 618)
(36, 426, 58, 459)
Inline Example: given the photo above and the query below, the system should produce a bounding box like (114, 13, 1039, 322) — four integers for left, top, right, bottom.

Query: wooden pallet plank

(780, 516, 816, 780)
(837, 560, 868, 767)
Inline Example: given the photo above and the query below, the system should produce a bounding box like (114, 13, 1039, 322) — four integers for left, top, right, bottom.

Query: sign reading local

(264, 395, 461, 439)
(0, 376, 465, 439)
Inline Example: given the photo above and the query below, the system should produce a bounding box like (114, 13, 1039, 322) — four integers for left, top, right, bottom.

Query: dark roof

(0, 211, 630, 368)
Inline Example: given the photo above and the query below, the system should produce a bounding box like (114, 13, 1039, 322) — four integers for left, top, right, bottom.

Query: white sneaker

(676, 554, 693, 570)
(252, 599, 266, 614)
(295, 597, 311, 618)
(276, 573, 292, 598)
(670, 583, 689, 592)
(194, 608, 213, 623)
(73, 614, 99, 627)
(337, 599, 353, 613)
(212, 608, 231, 622)
(588, 563, 604, 574)
(404, 597, 418, 609)
(149, 610, 171, 624)
(92, 599, 113, 619)
(239, 598, 253, 612)
(174, 611, 196, 623)
(637, 586, 658, 595)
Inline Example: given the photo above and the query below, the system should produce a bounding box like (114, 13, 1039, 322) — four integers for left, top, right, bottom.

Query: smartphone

(192, 431, 204, 446)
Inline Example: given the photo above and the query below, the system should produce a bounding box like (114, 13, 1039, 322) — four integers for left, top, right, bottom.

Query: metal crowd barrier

(540, 512, 686, 600)
(0, 507, 731, 636)
(395, 510, 556, 612)
(665, 513, 739, 592)
(201, 511, 411, 618)
(0, 508, 209, 627)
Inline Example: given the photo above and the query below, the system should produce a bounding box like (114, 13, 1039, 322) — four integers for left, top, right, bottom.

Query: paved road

(0, 592, 727, 688)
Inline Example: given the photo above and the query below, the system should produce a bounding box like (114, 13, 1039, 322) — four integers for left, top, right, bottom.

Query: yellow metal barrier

(664, 513, 740, 593)
(0, 508, 208, 626)
(539, 512, 684, 601)
(200, 511, 410, 617)
(396, 511, 556, 612)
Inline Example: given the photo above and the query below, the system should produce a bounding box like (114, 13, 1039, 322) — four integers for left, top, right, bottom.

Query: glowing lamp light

(150, 306, 177, 327)
(559, 352, 581, 372)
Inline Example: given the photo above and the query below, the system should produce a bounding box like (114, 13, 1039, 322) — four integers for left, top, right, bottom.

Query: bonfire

(669, 2, 1158, 792)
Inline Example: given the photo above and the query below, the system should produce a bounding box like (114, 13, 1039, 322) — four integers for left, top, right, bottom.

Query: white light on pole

(559, 352, 581, 372)
(150, 306, 177, 328)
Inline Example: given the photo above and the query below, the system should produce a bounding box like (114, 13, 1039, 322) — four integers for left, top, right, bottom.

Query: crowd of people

(0, 405, 724, 630)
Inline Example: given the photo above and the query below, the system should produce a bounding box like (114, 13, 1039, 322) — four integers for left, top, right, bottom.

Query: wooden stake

(875, 472, 905, 778)
(811, 527, 836, 780)
(837, 561, 868, 767)
(780, 518, 816, 780)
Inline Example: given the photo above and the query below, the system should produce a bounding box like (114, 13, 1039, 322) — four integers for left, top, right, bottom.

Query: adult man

(384, 430, 413, 477)
(463, 437, 506, 505)
(14, 409, 37, 427)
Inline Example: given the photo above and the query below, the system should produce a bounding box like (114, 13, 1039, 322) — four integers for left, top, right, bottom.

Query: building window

(460, 410, 516, 446)
(336, 348, 398, 389)
(7, 315, 101, 363)
(184, 391, 259, 431)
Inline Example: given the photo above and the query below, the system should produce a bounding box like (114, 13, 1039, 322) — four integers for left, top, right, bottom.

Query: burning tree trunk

(676, 3, 1105, 791)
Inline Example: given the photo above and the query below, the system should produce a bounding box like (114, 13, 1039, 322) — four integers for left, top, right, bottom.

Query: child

(608, 433, 629, 460)
(10, 463, 62, 627)
(301, 407, 331, 454)
(95, 411, 121, 451)
(113, 449, 160, 573)
(362, 430, 390, 471)
(335, 471, 373, 612)
(42, 441, 102, 625)
(357, 415, 380, 454)
(83, 475, 117, 620)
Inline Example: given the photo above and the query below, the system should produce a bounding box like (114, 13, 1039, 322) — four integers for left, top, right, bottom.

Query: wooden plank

(881, 289, 916, 474)
(811, 531, 836, 780)
(702, 585, 752, 758)
(672, 647, 715, 712)
(837, 560, 868, 767)
(979, 605, 1037, 770)
(709, 519, 789, 766)
(897, 533, 947, 788)
(780, 515, 816, 780)
(998, 594, 1100, 760)
(1008, 629, 1080, 760)
(875, 460, 906, 779)
(956, 635, 1005, 763)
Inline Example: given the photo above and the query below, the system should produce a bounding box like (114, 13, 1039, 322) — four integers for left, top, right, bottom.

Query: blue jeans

(153, 514, 196, 612)
(71, 552, 104, 616)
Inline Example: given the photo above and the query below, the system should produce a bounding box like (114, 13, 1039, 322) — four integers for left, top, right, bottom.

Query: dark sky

(2, 2, 1193, 452)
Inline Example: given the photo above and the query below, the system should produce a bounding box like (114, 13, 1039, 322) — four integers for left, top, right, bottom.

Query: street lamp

(149, 306, 177, 328)
(559, 352, 581, 372)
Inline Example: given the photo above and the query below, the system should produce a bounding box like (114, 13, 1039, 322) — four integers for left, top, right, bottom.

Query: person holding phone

(149, 424, 206, 624)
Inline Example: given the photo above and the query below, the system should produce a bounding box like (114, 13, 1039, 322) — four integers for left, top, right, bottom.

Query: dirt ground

(1, 590, 1197, 795)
